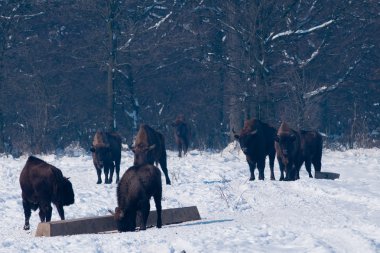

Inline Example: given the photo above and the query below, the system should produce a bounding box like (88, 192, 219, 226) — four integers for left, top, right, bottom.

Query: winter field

(0, 144, 379, 253)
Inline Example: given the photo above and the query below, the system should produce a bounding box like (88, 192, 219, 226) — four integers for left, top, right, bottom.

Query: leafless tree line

(0, 0, 379, 155)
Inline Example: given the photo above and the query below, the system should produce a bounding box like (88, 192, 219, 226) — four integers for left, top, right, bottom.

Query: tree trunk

(107, 0, 118, 130)
(223, 1, 243, 137)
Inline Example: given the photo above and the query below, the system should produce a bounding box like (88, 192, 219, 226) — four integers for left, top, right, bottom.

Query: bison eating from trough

(234, 119, 277, 181)
(171, 114, 190, 157)
(19, 156, 75, 230)
(275, 122, 323, 181)
(113, 145, 162, 232)
(132, 124, 171, 185)
(90, 131, 122, 184)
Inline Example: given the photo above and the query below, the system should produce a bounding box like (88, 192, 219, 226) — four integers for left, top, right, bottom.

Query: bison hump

(277, 122, 292, 135)
(93, 131, 110, 148)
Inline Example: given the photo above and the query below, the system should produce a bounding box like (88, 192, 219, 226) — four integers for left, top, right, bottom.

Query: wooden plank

(315, 171, 340, 180)
(35, 206, 201, 237)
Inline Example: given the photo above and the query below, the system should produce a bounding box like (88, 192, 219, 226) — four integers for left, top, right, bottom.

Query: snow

(148, 11, 173, 30)
(1, 146, 380, 252)
(270, 19, 335, 41)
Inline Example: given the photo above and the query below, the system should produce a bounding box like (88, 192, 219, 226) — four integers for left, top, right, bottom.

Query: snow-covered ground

(0, 144, 379, 253)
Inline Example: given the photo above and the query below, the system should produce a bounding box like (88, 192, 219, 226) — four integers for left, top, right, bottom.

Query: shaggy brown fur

(171, 115, 190, 157)
(275, 122, 323, 180)
(90, 131, 122, 184)
(234, 119, 277, 181)
(19, 156, 75, 230)
(133, 124, 171, 185)
(114, 163, 162, 232)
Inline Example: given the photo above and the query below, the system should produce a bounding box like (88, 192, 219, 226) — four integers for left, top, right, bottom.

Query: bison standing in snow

(133, 124, 171, 185)
(233, 119, 277, 181)
(113, 145, 162, 232)
(90, 131, 122, 184)
(171, 114, 190, 157)
(275, 122, 323, 180)
(19, 156, 75, 230)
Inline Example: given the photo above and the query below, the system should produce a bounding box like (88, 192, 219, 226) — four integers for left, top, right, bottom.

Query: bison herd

(19, 116, 323, 232)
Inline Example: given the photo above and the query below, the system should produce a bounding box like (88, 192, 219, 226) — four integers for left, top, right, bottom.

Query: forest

(0, 0, 379, 155)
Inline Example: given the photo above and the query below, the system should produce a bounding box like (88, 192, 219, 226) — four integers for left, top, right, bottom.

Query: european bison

(19, 156, 75, 230)
(300, 130, 323, 177)
(90, 131, 122, 184)
(171, 115, 190, 157)
(133, 124, 171, 185)
(275, 122, 323, 181)
(234, 119, 277, 181)
(113, 145, 162, 232)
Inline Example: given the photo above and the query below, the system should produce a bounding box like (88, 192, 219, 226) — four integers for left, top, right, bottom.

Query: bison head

(112, 207, 136, 232)
(233, 129, 258, 155)
(59, 177, 75, 206)
(132, 144, 156, 166)
(172, 121, 187, 138)
(90, 146, 112, 169)
(275, 134, 296, 160)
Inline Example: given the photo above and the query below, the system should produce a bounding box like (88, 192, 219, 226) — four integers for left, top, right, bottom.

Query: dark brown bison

(171, 115, 190, 157)
(113, 145, 162, 232)
(90, 131, 122, 184)
(233, 119, 277, 181)
(133, 124, 171, 185)
(275, 122, 323, 181)
(19, 156, 75, 230)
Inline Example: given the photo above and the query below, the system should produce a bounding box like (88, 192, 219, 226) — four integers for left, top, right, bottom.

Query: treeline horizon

(0, 1, 379, 156)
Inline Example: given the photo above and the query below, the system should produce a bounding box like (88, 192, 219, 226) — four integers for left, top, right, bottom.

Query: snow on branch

(299, 39, 325, 68)
(0, 12, 44, 20)
(147, 11, 172, 30)
(303, 58, 362, 99)
(269, 19, 334, 41)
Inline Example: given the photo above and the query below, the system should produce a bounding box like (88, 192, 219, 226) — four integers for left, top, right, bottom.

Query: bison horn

(250, 130, 258, 135)
(232, 128, 236, 134)
(147, 144, 156, 151)
(108, 209, 115, 215)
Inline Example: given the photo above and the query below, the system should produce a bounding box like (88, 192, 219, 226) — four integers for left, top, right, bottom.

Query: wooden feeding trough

(35, 206, 201, 237)
(315, 171, 340, 180)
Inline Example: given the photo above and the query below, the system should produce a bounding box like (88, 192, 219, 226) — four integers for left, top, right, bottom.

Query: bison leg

(104, 166, 110, 184)
(177, 141, 183, 157)
(154, 191, 162, 228)
(108, 164, 115, 184)
(247, 160, 256, 181)
(39, 203, 52, 222)
(55, 204, 65, 220)
(278, 158, 285, 181)
(312, 157, 322, 173)
(284, 164, 293, 181)
(269, 153, 276, 180)
(139, 201, 150, 231)
(295, 162, 302, 180)
(126, 209, 137, 232)
(22, 200, 32, 230)
(183, 138, 189, 156)
(159, 154, 171, 185)
(115, 160, 121, 183)
(304, 160, 313, 178)
(96, 168, 102, 184)
(257, 159, 265, 180)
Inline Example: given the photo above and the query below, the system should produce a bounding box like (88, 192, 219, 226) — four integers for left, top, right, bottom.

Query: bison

(113, 145, 162, 232)
(171, 114, 190, 157)
(19, 156, 75, 230)
(233, 119, 277, 181)
(275, 122, 323, 181)
(90, 131, 122, 184)
(133, 124, 171, 185)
